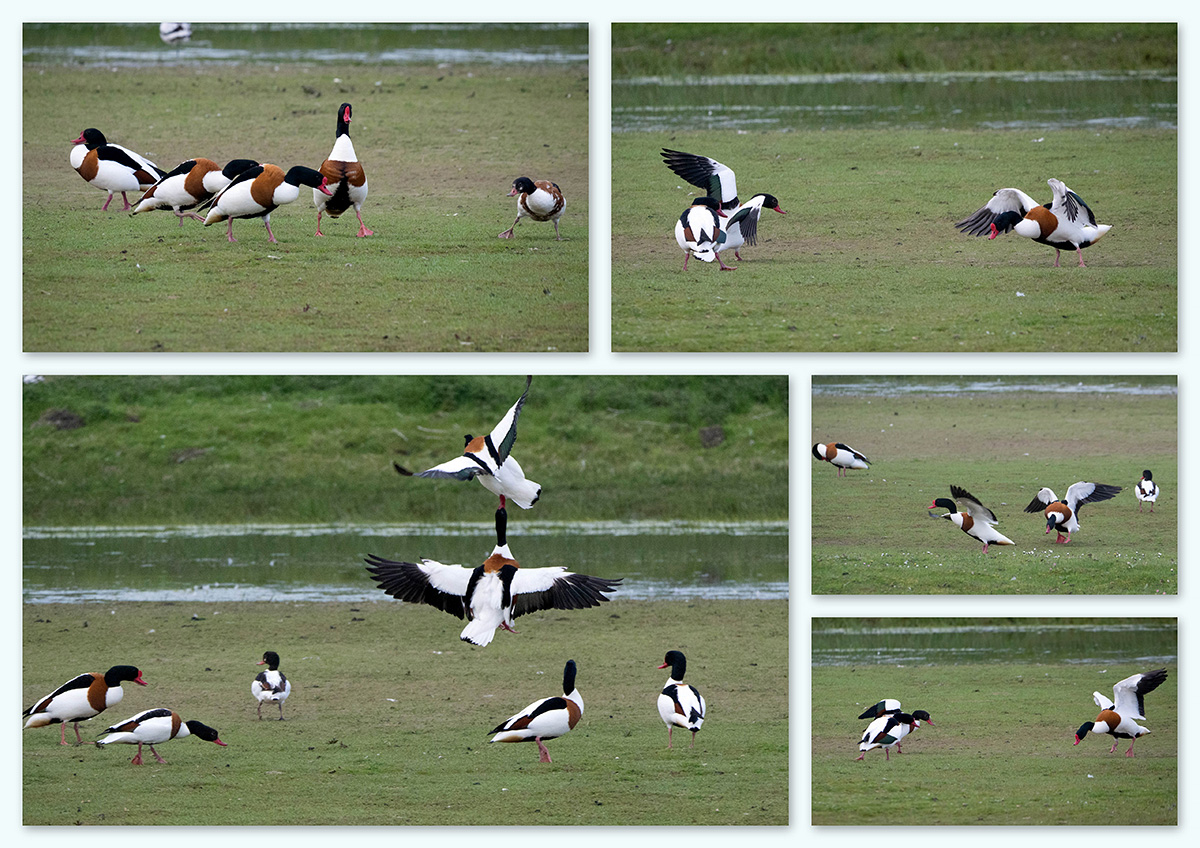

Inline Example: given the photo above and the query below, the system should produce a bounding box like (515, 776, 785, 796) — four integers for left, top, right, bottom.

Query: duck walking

(954, 178, 1112, 267)
(131, 157, 256, 225)
(499, 177, 565, 240)
(395, 375, 541, 510)
(23, 665, 147, 745)
(929, 485, 1016, 553)
(315, 103, 372, 237)
(366, 507, 621, 647)
(489, 660, 582, 763)
(675, 196, 732, 271)
(203, 163, 332, 243)
(252, 651, 292, 720)
(96, 708, 226, 764)
(1074, 669, 1167, 757)
(1024, 481, 1122, 544)
(812, 442, 870, 477)
(657, 650, 706, 749)
(1136, 470, 1159, 513)
(70, 128, 166, 211)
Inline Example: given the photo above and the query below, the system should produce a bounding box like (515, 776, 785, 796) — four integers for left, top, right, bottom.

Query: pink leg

(667, 726, 674, 749)
(1053, 249, 1061, 268)
(552, 219, 561, 241)
(690, 730, 697, 748)
(535, 738, 552, 763)
(1125, 741, 1136, 758)
(74, 722, 83, 745)
(315, 211, 325, 237)
(884, 747, 890, 761)
(356, 207, 374, 237)
(500, 621, 519, 634)
(264, 217, 278, 244)
(120, 192, 133, 211)
(498, 219, 517, 239)
(734, 250, 744, 261)
(1109, 740, 1119, 754)
(131, 743, 144, 765)
(101, 192, 114, 211)
(683, 252, 690, 271)
(717, 253, 737, 271)
(855, 751, 865, 761)
(1076, 247, 1087, 268)
(149, 744, 167, 764)
(499, 495, 507, 510)
(982, 542, 990, 554)
(59, 723, 69, 746)
(225, 219, 237, 243)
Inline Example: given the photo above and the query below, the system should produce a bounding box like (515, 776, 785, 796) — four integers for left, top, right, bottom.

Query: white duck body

(499, 177, 565, 239)
(132, 158, 232, 224)
(315, 102, 371, 237)
(23, 665, 147, 745)
(930, 486, 1015, 553)
(657, 650, 706, 748)
(489, 660, 583, 762)
(204, 164, 332, 243)
(1136, 471, 1159, 511)
(1024, 481, 1122, 542)
(812, 441, 870, 476)
(1075, 669, 1167, 756)
(70, 129, 166, 210)
(96, 708, 226, 764)
(252, 651, 291, 719)
(675, 196, 732, 270)
(857, 713, 916, 760)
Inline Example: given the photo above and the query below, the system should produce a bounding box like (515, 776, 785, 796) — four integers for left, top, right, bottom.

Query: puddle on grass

(812, 376, 1177, 398)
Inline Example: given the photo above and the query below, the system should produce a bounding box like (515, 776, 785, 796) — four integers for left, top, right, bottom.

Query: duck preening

(1024, 481, 1122, 544)
(856, 709, 932, 761)
(96, 708, 226, 764)
(929, 485, 1016, 553)
(365, 507, 621, 647)
(23, 665, 148, 745)
(812, 442, 870, 477)
(954, 178, 1112, 267)
(1136, 470, 1159, 513)
(657, 650, 706, 749)
(394, 375, 541, 510)
(252, 651, 292, 720)
(202, 164, 332, 243)
(675, 196, 732, 271)
(1074, 669, 1167, 757)
(315, 102, 372, 237)
(499, 177, 565, 240)
(489, 660, 582, 762)
(70, 128, 166, 211)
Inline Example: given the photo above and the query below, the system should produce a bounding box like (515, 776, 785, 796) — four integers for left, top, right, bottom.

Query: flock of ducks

(72, 106, 566, 244)
(813, 439, 1157, 552)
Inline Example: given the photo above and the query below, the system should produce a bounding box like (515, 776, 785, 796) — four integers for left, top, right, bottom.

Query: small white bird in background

(812, 441, 870, 477)
(395, 375, 542, 510)
(252, 651, 292, 719)
(1135, 470, 1159, 513)
(657, 650, 706, 749)
(159, 23, 192, 46)
(489, 660, 583, 763)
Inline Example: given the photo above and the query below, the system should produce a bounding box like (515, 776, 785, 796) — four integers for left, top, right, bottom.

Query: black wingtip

(393, 462, 414, 477)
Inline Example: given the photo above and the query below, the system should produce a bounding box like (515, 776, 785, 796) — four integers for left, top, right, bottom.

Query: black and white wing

(950, 485, 1000, 525)
(415, 454, 488, 481)
(1111, 669, 1167, 720)
(365, 555, 474, 618)
(1063, 481, 1122, 515)
(954, 187, 1041, 237)
(661, 148, 739, 209)
(1047, 178, 1098, 227)
(1023, 487, 1059, 514)
(486, 375, 532, 466)
(509, 567, 622, 619)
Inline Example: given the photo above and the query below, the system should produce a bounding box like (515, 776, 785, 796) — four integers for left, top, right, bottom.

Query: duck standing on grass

(811, 442, 870, 477)
(96, 708, 226, 764)
(202, 163, 332, 243)
(489, 660, 582, 763)
(498, 177, 565, 240)
(131, 157, 256, 225)
(314, 102, 372, 237)
(1136, 470, 1159, 513)
(657, 650, 706, 749)
(23, 665, 147, 745)
(1024, 481, 1122, 544)
(929, 485, 1016, 553)
(1074, 669, 1167, 757)
(70, 128, 166, 211)
(675, 196, 732, 271)
(252, 651, 292, 720)
(856, 709, 932, 761)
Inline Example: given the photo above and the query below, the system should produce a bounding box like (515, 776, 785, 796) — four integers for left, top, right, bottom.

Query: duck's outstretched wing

(955, 187, 1041, 237)
(661, 148, 739, 208)
(364, 555, 472, 618)
(509, 567, 622, 619)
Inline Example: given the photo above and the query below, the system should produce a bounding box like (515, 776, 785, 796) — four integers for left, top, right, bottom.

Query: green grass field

(23, 29, 588, 352)
(812, 657, 1177, 825)
(22, 599, 787, 826)
(812, 382, 1177, 594)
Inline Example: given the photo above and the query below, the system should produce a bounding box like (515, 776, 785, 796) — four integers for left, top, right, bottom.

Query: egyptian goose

(661, 148, 785, 261)
(1074, 669, 1167, 757)
(96, 708, 226, 764)
(954, 178, 1112, 267)
(856, 709, 932, 761)
(365, 507, 621, 647)
(23, 665, 147, 745)
(394, 375, 541, 510)
(315, 102, 372, 237)
(202, 164, 332, 243)
(675, 196, 733, 271)
(929, 486, 1016, 553)
(489, 660, 582, 763)
(252, 651, 292, 720)
(812, 442, 870, 477)
(70, 128, 166, 211)
(657, 650, 706, 749)
(1024, 481, 1122, 543)
(857, 699, 902, 719)
(131, 158, 256, 225)
(1136, 470, 1159, 513)
(498, 177, 565, 240)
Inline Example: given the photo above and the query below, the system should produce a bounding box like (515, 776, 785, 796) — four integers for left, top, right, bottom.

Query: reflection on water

(812, 621, 1177, 666)
(812, 377, 1177, 398)
(23, 521, 788, 603)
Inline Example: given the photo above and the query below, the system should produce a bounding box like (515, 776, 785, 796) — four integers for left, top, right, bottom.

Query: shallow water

(23, 520, 788, 603)
(812, 621, 1177, 666)
(812, 376, 1177, 398)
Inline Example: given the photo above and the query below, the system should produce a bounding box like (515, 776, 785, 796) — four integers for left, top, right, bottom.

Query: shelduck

(394, 375, 541, 510)
(1023, 481, 1122, 543)
(315, 103, 372, 237)
(856, 709, 932, 761)
(70, 128, 166, 211)
(131, 158, 256, 225)
(23, 665, 147, 745)
(202, 164, 332, 243)
(365, 506, 621, 647)
(812, 442, 870, 477)
(857, 699, 902, 720)
(929, 485, 1016, 553)
(159, 23, 192, 45)
(1136, 470, 1159, 513)
(1074, 669, 1167, 757)
(661, 148, 786, 261)
(954, 178, 1112, 267)
(657, 650, 706, 749)
(675, 196, 732, 271)
(96, 708, 226, 764)
(489, 660, 583, 763)
(498, 177, 565, 240)
(252, 651, 292, 720)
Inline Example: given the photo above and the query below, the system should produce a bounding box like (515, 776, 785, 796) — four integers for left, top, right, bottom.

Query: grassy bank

(611, 127, 1176, 352)
(22, 599, 788, 826)
(23, 38, 588, 352)
(811, 384, 1177, 594)
(23, 375, 789, 525)
(811, 659, 1177, 825)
